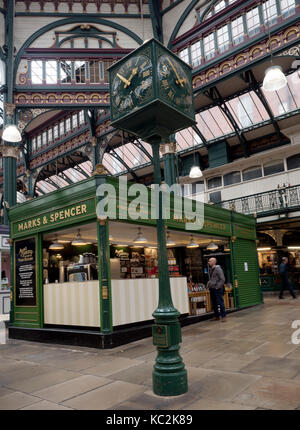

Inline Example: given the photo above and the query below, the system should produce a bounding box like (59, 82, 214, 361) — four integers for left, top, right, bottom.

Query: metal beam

(204, 86, 248, 157)
(132, 139, 153, 161)
(192, 125, 208, 148)
(110, 148, 139, 181)
(242, 70, 282, 142)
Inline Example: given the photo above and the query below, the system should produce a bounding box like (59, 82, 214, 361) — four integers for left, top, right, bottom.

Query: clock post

(108, 38, 196, 396)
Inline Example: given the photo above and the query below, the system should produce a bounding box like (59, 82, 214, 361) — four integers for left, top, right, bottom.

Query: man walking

(207, 257, 227, 322)
(279, 257, 296, 299)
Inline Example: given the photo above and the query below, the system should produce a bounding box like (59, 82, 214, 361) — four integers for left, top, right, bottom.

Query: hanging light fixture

(186, 235, 199, 248)
(2, 124, 22, 142)
(189, 149, 203, 179)
(133, 227, 147, 244)
(206, 240, 219, 251)
(262, 6, 287, 92)
(71, 229, 88, 246)
(262, 65, 287, 91)
(49, 234, 64, 250)
(166, 231, 175, 247)
(224, 244, 231, 252)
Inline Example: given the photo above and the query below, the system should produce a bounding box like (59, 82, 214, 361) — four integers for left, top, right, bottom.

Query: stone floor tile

(20, 400, 74, 410)
(0, 391, 40, 410)
(246, 341, 298, 358)
(108, 362, 153, 387)
(240, 356, 300, 379)
(188, 370, 261, 402)
(201, 352, 261, 372)
(183, 398, 256, 410)
(81, 356, 142, 377)
(233, 377, 300, 410)
(6, 368, 81, 393)
(62, 381, 146, 410)
(32, 375, 111, 403)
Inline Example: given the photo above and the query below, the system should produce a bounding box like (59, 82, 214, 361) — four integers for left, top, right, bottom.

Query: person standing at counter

(279, 257, 296, 299)
(207, 257, 227, 322)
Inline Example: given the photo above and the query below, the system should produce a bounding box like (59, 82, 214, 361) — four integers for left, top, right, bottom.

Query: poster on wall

(15, 238, 36, 307)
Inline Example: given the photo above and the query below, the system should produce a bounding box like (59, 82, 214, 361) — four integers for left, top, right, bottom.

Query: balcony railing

(217, 184, 300, 216)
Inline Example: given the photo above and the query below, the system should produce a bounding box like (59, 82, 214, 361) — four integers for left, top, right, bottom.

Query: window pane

(72, 113, 78, 128)
(262, 0, 278, 26)
(45, 61, 57, 84)
(48, 128, 53, 142)
(215, 0, 226, 13)
(60, 60, 72, 84)
(246, 7, 260, 37)
(89, 60, 100, 83)
(31, 60, 43, 84)
(42, 131, 47, 145)
(178, 48, 190, 65)
(217, 25, 229, 53)
(207, 176, 222, 189)
(65, 118, 71, 133)
(191, 41, 201, 68)
(237, 94, 253, 128)
(79, 110, 85, 125)
(223, 171, 241, 186)
(60, 121, 65, 136)
(54, 124, 58, 139)
(231, 16, 244, 45)
(209, 191, 222, 203)
(204, 33, 215, 60)
(287, 154, 300, 170)
(263, 160, 284, 176)
(242, 166, 262, 181)
(280, 0, 295, 18)
(74, 61, 86, 83)
(37, 135, 42, 148)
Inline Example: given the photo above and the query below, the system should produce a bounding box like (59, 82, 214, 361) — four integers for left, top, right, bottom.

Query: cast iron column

(94, 165, 113, 346)
(151, 138, 188, 396)
(161, 135, 177, 187)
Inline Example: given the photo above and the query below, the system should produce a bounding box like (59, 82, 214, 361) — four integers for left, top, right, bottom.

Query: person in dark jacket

(207, 257, 227, 322)
(279, 257, 296, 299)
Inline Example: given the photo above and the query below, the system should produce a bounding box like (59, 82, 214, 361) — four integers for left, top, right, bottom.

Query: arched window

(263, 160, 284, 176)
(207, 176, 222, 189)
(223, 171, 241, 186)
(287, 154, 300, 170)
(242, 166, 262, 181)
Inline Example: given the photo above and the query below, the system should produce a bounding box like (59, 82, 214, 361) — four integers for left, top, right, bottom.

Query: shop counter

(44, 281, 100, 327)
(111, 277, 189, 326)
(44, 277, 189, 328)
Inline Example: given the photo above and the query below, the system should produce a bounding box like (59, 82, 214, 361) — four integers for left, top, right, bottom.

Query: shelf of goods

(188, 290, 233, 316)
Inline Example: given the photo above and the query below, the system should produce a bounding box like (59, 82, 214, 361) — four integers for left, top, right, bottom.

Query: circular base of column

(152, 368, 188, 396)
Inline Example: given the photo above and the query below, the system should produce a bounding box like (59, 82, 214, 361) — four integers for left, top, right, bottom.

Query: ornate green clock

(108, 38, 195, 142)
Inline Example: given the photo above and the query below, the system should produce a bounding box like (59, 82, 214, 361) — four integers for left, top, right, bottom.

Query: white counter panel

(111, 277, 189, 326)
(44, 281, 100, 327)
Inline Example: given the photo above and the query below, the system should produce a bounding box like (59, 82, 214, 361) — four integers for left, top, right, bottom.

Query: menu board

(15, 238, 37, 306)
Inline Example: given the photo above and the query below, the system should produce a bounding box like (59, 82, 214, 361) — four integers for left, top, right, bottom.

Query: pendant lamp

(166, 231, 175, 247)
(71, 229, 88, 246)
(133, 227, 147, 244)
(186, 235, 199, 248)
(2, 124, 22, 142)
(262, 7, 287, 92)
(189, 131, 202, 178)
(49, 234, 64, 250)
(206, 240, 218, 251)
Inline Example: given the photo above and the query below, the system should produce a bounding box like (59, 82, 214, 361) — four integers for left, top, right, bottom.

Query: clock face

(157, 54, 193, 115)
(111, 55, 153, 117)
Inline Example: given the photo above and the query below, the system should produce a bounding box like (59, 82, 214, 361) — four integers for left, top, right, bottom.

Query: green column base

(153, 345, 188, 396)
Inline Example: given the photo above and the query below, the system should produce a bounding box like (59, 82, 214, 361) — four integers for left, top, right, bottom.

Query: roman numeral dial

(157, 54, 193, 115)
(111, 55, 153, 116)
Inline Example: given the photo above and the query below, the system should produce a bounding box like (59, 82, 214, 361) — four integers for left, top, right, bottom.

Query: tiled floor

(1, 295, 300, 410)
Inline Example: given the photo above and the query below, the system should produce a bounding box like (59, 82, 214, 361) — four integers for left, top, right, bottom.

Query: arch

(14, 17, 143, 85)
(200, 0, 221, 23)
(58, 34, 115, 48)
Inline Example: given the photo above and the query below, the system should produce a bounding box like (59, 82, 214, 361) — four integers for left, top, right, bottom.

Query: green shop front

(8, 174, 262, 348)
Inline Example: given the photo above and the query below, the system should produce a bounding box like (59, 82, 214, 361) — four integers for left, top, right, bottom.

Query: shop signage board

(11, 198, 96, 238)
(15, 238, 37, 307)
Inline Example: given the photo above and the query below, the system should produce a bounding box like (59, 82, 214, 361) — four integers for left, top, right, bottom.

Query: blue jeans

(210, 288, 226, 318)
(279, 275, 296, 298)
